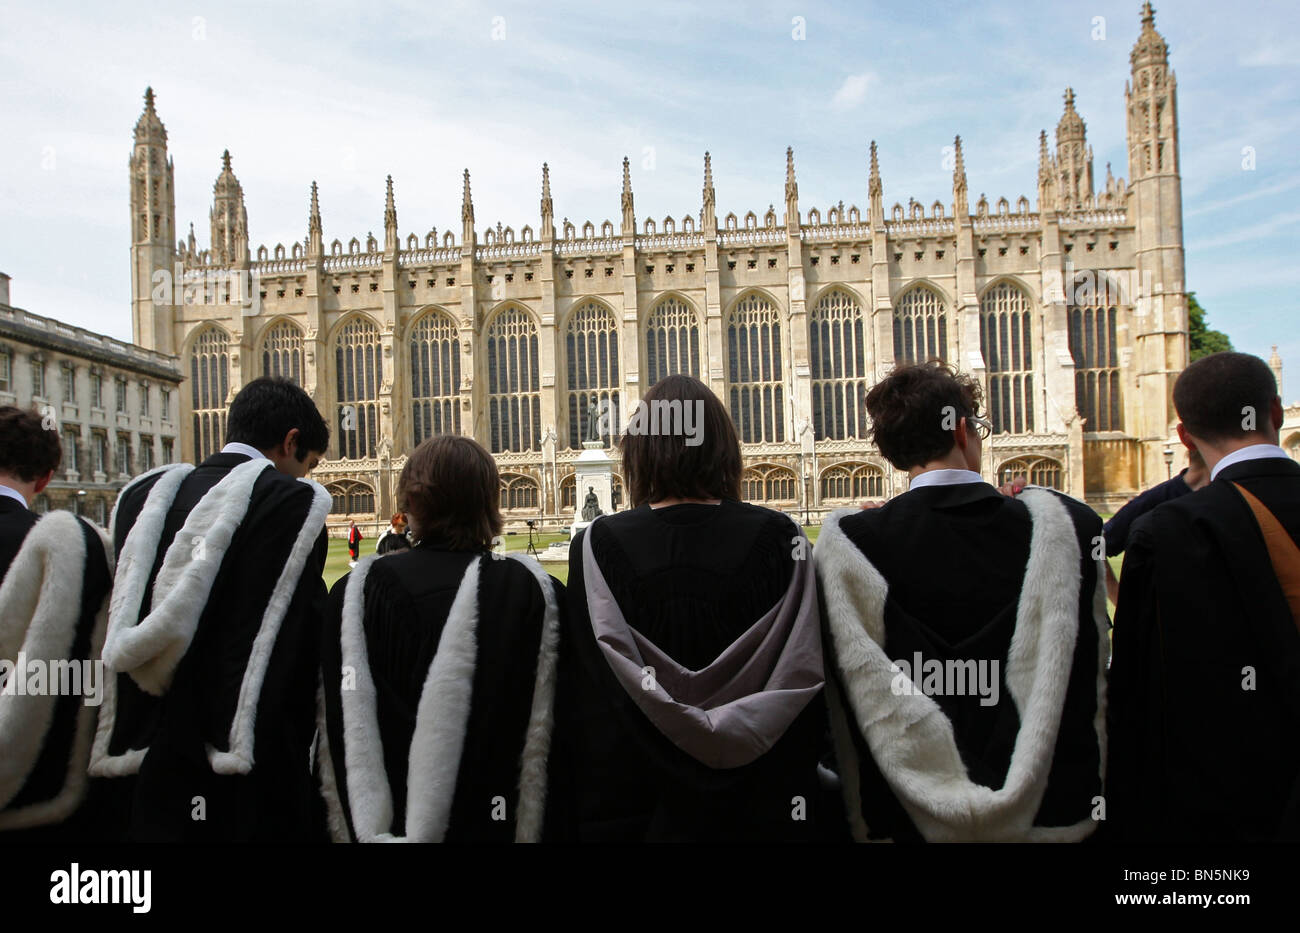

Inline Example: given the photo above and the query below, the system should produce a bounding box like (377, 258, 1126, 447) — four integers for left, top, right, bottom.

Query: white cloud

(830, 73, 874, 111)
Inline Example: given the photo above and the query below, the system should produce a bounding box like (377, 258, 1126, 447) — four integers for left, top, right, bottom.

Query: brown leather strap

(1232, 482, 1300, 636)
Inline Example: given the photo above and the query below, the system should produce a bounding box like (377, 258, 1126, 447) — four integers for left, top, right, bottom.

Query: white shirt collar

(906, 468, 988, 491)
(220, 441, 270, 462)
(0, 484, 28, 509)
(1209, 443, 1290, 482)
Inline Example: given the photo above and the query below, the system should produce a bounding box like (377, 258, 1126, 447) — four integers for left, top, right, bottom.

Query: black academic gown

(1108, 455, 1300, 843)
(0, 501, 111, 844)
(550, 500, 841, 843)
(85, 453, 328, 842)
(0, 495, 38, 576)
(319, 540, 560, 841)
(825, 482, 1105, 842)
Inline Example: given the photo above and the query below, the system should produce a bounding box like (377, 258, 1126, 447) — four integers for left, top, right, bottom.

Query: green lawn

(323, 512, 1117, 598)
(323, 531, 573, 591)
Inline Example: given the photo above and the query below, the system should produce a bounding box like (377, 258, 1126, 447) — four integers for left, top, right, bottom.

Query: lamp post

(1163, 445, 1174, 481)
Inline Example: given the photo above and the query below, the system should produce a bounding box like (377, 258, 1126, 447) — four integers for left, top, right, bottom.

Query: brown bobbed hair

(398, 435, 502, 550)
(865, 360, 984, 470)
(619, 374, 742, 507)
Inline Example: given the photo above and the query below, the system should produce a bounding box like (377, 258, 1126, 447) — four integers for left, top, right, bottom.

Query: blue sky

(1, 0, 1296, 396)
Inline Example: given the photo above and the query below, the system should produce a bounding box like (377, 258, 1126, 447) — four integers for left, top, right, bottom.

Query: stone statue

(585, 401, 600, 442)
(581, 486, 603, 521)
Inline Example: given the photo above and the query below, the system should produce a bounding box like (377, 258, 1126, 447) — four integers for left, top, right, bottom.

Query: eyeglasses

(967, 415, 992, 440)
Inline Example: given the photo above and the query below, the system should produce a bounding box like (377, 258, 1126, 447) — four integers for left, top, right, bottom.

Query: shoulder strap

(1231, 482, 1300, 636)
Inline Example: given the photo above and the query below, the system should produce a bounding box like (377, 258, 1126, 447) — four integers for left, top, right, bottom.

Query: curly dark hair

(0, 405, 61, 482)
(864, 361, 983, 470)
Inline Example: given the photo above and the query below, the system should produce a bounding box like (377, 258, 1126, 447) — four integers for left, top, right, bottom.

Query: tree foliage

(1187, 291, 1233, 361)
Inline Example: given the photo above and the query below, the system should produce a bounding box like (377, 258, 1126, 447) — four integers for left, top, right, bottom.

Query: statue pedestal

(570, 440, 614, 539)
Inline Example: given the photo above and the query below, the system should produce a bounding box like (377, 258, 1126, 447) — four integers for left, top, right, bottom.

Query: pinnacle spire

(540, 162, 554, 239)
(384, 175, 398, 251)
(461, 168, 473, 223)
(308, 181, 322, 256)
(784, 146, 797, 201)
(701, 152, 716, 232)
(868, 140, 883, 226)
(869, 141, 881, 196)
(221, 149, 232, 173)
(621, 156, 635, 234)
(144, 86, 156, 113)
(952, 136, 968, 218)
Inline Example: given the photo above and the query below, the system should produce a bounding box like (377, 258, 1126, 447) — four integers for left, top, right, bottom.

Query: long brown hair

(619, 374, 741, 507)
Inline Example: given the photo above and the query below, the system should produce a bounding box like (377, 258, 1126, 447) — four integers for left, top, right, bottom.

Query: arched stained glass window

(820, 462, 885, 500)
(645, 297, 701, 386)
(261, 320, 303, 384)
(727, 294, 785, 444)
(410, 311, 461, 445)
(190, 326, 229, 462)
(980, 282, 1035, 434)
(1067, 277, 1122, 431)
(487, 308, 541, 453)
(335, 317, 382, 459)
(893, 285, 947, 364)
(566, 302, 620, 449)
(810, 289, 869, 440)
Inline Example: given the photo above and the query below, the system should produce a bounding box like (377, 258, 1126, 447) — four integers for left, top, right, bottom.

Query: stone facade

(0, 272, 183, 524)
(127, 5, 1189, 531)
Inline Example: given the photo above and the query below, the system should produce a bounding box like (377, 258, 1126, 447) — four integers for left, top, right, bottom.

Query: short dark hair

(1174, 351, 1278, 444)
(225, 377, 329, 460)
(0, 406, 61, 482)
(865, 361, 983, 470)
(619, 374, 742, 507)
(398, 435, 501, 550)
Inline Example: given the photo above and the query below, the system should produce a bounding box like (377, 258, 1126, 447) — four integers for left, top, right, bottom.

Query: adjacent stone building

(0, 272, 183, 523)
(128, 4, 1190, 529)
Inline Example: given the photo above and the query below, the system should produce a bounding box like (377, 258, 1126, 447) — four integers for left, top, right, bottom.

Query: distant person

(550, 374, 838, 842)
(86, 377, 331, 842)
(1109, 351, 1300, 842)
(375, 512, 412, 555)
(318, 436, 562, 841)
(347, 521, 362, 566)
(816, 362, 1108, 842)
(0, 407, 112, 840)
(1101, 448, 1208, 606)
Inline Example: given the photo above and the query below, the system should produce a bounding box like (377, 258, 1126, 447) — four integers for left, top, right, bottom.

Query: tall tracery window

(190, 326, 229, 461)
(740, 464, 797, 502)
(262, 320, 304, 383)
(327, 480, 375, 515)
(726, 294, 785, 444)
(893, 285, 948, 364)
(810, 289, 869, 440)
(410, 311, 461, 445)
(820, 462, 884, 500)
(1068, 281, 1121, 431)
(645, 297, 701, 386)
(335, 317, 382, 459)
(487, 307, 541, 453)
(998, 456, 1063, 490)
(566, 302, 620, 448)
(500, 473, 540, 510)
(980, 282, 1035, 434)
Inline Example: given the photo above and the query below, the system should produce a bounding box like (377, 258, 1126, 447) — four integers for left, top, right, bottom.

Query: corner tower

(129, 87, 177, 353)
(1126, 2, 1188, 482)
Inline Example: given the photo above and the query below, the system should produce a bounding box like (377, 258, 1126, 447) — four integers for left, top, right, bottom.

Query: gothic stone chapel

(127, 4, 1187, 531)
